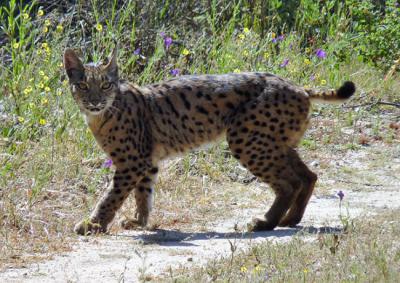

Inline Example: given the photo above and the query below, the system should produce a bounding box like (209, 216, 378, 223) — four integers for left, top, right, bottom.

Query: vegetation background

(0, 0, 399, 281)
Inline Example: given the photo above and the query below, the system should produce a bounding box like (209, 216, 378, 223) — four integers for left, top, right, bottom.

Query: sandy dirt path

(1, 145, 399, 282)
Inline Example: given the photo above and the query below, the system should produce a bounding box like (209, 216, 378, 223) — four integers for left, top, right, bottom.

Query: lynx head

(63, 48, 119, 115)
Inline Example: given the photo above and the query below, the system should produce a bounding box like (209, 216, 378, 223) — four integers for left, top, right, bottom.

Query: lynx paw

(74, 220, 106, 235)
(247, 218, 277, 232)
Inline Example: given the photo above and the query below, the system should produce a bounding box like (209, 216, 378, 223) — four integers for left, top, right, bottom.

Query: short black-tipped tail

(306, 81, 356, 103)
(337, 81, 356, 99)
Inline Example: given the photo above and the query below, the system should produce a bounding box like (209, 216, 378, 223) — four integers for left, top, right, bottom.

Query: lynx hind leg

(279, 148, 317, 227)
(120, 167, 158, 230)
(227, 130, 303, 231)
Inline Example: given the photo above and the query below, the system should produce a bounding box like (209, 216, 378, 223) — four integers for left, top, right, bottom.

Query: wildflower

(23, 86, 33, 95)
(58, 62, 63, 68)
(310, 75, 315, 81)
(238, 33, 245, 40)
(182, 48, 190, 56)
(13, 42, 19, 49)
(242, 50, 249, 57)
(56, 25, 63, 33)
(280, 59, 289, 68)
(303, 268, 309, 274)
(278, 34, 285, 41)
(272, 38, 278, 43)
(43, 75, 49, 82)
(263, 52, 270, 59)
(304, 58, 311, 65)
(320, 79, 327, 85)
(96, 23, 103, 32)
(254, 265, 261, 273)
(62, 80, 68, 87)
(243, 27, 250, 34)
(271, 32, 276, 39)
(305, 47, 310, 53)
(160, 31, 166, 37)
(44, 19, 51, 26)
(39, 119, 47, 125)
(337, 190, 344, 201)
(41, 98, 48, 105)
(240, 266, 248, 273)
(18, 116, 25, 123)
(44, 86, 51, 92)
(170, 69, 180, 76)
(37, 9, 44, 17)
(39, 70, 45, 76)
(315, 48, 327, 59)
(133, 48, 141, 55)
(37, 82, 45, 89)
(233, 68, 240, 73)
(22, 13, 29, 20)
(103, 159, 113, 168)
(164, 37, 172, 49)
(42, 26, 48, 33)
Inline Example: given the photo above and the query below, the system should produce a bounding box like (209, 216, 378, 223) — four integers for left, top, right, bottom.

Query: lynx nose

(89, 102, 102, 108)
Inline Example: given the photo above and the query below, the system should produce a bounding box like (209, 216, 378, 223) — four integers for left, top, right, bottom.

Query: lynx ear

(63, 49, 84, 82)
(104, 47, 118, 81)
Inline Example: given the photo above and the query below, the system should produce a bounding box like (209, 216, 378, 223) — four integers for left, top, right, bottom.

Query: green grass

(166, 210, 400, 282)
(0, 0, 399, 271)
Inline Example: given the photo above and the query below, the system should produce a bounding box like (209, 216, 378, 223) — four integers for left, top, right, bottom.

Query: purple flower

(315, 48, 327, 59)
(337, 190, 344, 201)
(103, 159, 113, 168)
(310, 74, 315, 81)
(133, 48, 141, 55)
(272, 38, 278, 43)
(160, 31, 166, 38)
(280, 59, 289, 68)
(170, 68, 180, 76)
(278, 35, 285, 41)
(164, 37, 172, 49)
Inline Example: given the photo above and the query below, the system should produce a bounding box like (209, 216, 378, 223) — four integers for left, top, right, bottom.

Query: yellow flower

(23, 86, 33, 95)
(41, 42, 48, 49)
(182, 48, 190, 56)
(243, 27, 250, 34)
(271, 32, 276, 39)
(96, 23, 103, 32)
(37, 9, 44, 17)
(18, 116, 25, 123)
(254, 265, 261, 273)
(39, 70, 45, 76)
(41, 98, 49, 105)
(44, 86, 51, 92)
(39, 119, 47, 125)
(263, 52, 270, 59)
(62, 80, 69, 86)
(58, 62, 63, 68)
(303, 268, 309, 274)
(43, 75, 49, 81)
(243, 50, 249, 57)
(305, 47, 310, 53)
(240, 266, 248, 273)
(320, 79, 327, 85)
(238, 33, 245, 40)
(42, 26, 48, 33)
(304, 58, 311, 65)
(37, 82, 45, 89)
(13, 42, 19, 49)
(22, 13, 29, 20)
(56, 25, 63, 33)
(45, 19, 51, 26)
(233, 68, 240, 73)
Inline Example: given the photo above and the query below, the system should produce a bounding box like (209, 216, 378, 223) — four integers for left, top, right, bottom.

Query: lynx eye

(77, 82, 89, 91)
(101, 82, 113, 90)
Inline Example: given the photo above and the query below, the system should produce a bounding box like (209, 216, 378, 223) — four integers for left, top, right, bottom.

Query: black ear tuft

(337, 81, 356, 99)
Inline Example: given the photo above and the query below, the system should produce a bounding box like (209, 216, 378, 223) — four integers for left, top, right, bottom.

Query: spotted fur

(63, 48, 355, 235)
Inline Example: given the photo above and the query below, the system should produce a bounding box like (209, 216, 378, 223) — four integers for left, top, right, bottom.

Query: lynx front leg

(120, 167, 158, 229)
(74, 169, 144, 235)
